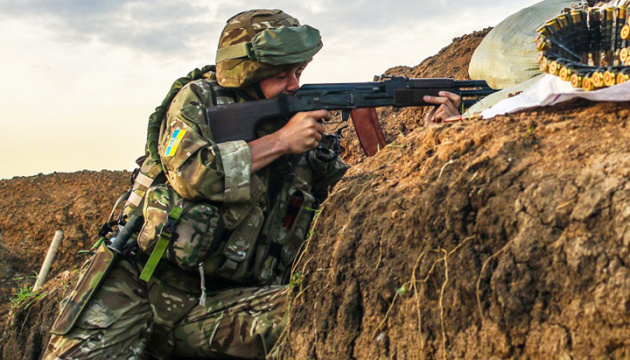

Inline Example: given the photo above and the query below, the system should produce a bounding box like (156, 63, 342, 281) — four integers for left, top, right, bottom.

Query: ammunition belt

(536, 5, 630, 91)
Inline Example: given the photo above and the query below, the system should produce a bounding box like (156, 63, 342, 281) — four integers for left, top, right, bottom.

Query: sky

(0, 0, 543, 180)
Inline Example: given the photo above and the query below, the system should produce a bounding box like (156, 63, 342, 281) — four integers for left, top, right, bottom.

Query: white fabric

(481, 74, 630, 118)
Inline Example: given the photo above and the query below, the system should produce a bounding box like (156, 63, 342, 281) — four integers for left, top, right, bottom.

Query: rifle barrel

(452, 80, 492, 88)
(460, 88, 499, 97)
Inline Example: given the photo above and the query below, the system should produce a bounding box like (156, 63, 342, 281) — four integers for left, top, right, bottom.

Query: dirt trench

(279, 99, 630, 359)
(0, 171, 130, 360)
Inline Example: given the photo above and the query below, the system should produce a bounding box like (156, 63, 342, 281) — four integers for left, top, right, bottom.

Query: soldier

(43, 9, 460, 360)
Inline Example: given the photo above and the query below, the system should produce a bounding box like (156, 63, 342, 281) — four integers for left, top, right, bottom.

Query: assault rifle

(206, 77, 497, 156)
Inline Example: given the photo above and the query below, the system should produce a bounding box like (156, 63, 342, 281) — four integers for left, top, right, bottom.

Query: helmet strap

(251, 82, 267, 100)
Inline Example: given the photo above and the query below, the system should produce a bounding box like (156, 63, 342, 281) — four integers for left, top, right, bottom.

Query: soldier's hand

(423, 91, 462, 126)
(277, 110, 330, 154)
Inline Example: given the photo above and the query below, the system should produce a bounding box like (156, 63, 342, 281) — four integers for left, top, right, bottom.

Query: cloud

(0, 0, 546, 179)
(270, 0, 537, 33)
(0, 0, 544, 81)
(0, 0, 541, 59)
(0, 0, 218, 56)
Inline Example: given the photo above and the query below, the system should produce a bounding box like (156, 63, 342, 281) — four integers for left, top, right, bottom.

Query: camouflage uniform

(44, 257, 291, 359)
(43, 66, 347, 360)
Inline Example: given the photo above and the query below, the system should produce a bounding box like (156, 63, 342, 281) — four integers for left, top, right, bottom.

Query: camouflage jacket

(135, 68, 347, 287)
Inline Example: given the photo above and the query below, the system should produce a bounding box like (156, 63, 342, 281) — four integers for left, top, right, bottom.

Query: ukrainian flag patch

(164, 129, 187, 157)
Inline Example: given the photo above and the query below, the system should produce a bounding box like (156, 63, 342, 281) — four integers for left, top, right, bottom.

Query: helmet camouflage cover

(216, 9, 323, 88)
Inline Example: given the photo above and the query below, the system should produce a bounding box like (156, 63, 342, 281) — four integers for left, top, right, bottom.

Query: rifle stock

(207, 96, 294, 143)
(206, 77, 498, 155)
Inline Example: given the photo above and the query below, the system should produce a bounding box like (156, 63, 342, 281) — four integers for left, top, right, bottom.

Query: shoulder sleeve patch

(164, 129, 187, 157)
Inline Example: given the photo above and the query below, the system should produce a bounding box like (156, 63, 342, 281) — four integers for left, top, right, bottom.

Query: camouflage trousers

(42, 258, 289, 360)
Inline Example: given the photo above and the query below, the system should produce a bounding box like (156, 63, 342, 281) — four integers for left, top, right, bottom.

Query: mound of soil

(0, 170, 131, 310)
(280, 98, 630, 359)
(0, 171, 130, 359)
(3, 27, 630, 360)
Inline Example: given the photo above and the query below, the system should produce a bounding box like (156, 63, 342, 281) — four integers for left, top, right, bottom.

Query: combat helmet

(216, 9, 323, 88)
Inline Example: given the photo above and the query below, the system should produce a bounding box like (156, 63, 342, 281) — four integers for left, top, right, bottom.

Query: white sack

(469, 0, 579, 89)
